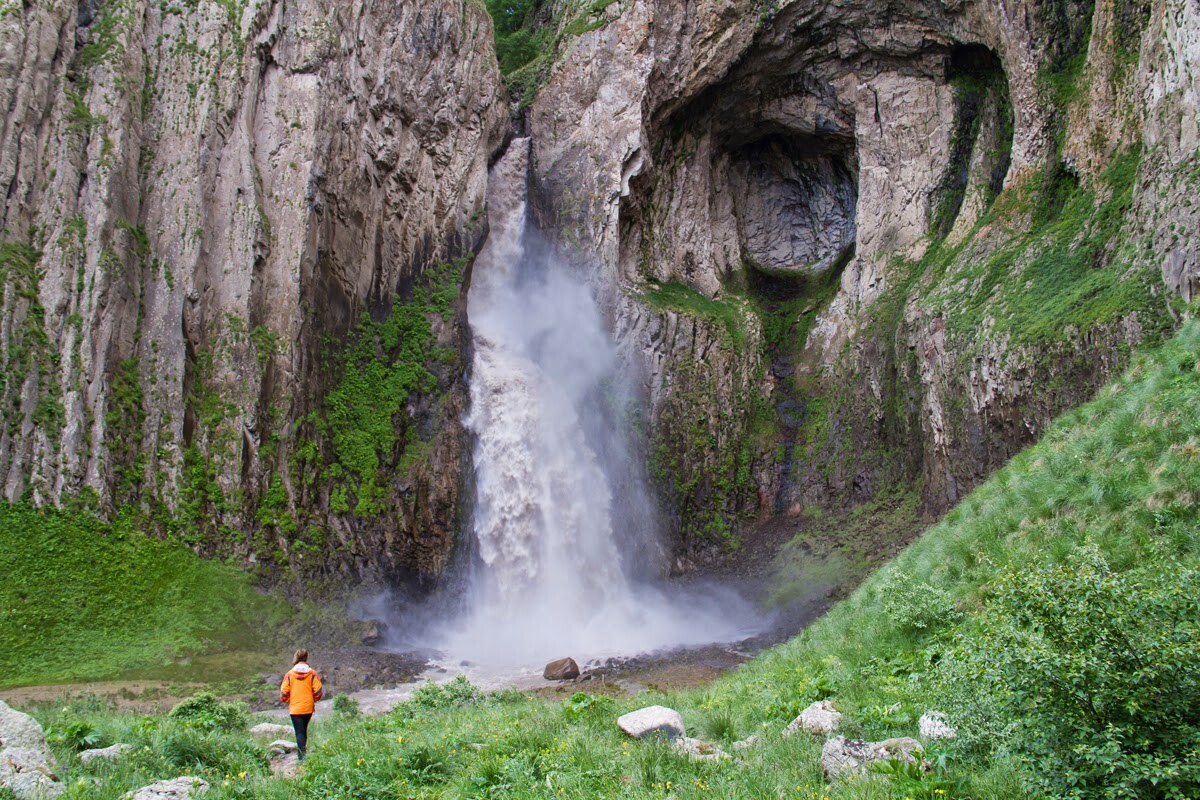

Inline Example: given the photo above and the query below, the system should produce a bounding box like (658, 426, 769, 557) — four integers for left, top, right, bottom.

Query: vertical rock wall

(0, 0, 507, 583)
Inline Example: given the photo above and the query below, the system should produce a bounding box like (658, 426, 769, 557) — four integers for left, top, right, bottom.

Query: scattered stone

(784, 700, 842, 736)
(79, 744, 134, 765)
(543, 657, 581, 681)
(269, 751, 300, 779)
(672, 737, 730, 761)
(617, 706, 686, 740)
(267, 740, 297, 756)
(0, 700, 65, 799)
(821, 736, 923, 780)
(122, 777, 209, 799)
(361, 619, 387, 646)
(918, 711, 957, 741)
(249, 723, 294, 738)
(732, 735, 762, 751)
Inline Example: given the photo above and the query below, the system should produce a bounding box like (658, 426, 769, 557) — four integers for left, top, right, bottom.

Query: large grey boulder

(784, 700, 842, 736)
(821, 736, 923, 780)
(79, 743, 134, 765)
(617, 706, 686, 740)
(0, 700, 64, 799)
(122, 777, 209, 799)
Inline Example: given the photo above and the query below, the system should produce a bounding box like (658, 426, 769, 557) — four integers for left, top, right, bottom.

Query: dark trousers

(290, 713, 312, 757)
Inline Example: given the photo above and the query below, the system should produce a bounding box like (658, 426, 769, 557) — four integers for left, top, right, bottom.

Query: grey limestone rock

(784, 700, 843, 736)
(122, 777, 209, 799)
(78, 743, 134, 765)
(617, 706, 686, 740)
(0, 701, 64, 799)
(820, 736, 923, 780)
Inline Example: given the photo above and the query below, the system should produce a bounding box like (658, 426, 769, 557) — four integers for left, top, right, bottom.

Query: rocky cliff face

(0, 0, 506, 583)
(528, 0, 1191, 551)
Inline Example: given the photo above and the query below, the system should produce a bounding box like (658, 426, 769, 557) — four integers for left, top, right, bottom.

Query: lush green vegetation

(19, 306, 1199, 800)
(309, 258, 464, 519)
(918, 149, 1172, 349)
(483, 0, 624, 104)
(0, 503, 284, 688)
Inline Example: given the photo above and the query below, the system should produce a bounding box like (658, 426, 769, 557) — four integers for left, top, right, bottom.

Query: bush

(332, 694, 360, 717)
(168, 692, 248, 731)
(562, 692, 614, 722)
(938, 546, 1200, 799)
(877, 569, 963, 636)
(408, 675, 481, 711)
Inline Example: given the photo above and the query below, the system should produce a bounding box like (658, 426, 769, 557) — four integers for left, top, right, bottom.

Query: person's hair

(293, 649, 308, 665)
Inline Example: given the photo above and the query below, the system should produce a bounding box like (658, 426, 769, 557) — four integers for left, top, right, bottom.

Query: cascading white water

(435, 138, 760, 667)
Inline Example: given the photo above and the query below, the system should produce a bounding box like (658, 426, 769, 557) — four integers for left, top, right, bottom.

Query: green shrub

(332, 694, 360, 717)
(939, 546, 1200, 798)
(877, 569, 964, 635)
(168, 692, 248, 731)
(408, 675, 482, 710)
(562, 692, 615, 722)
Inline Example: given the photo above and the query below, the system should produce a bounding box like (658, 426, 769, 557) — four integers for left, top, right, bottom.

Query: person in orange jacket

(280, 648, 323, 761)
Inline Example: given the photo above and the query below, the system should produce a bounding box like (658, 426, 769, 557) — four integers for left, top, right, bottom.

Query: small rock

(79, 744, 133, 765)
(361, 619, 387, 646)
(821, 736, 922, 780)
(249, 723, 294, 737)
(617, 706, 686, 740)
(543, 657, 580, 681)
(732, 734, 762, 751)
(672, 736, 730, 761)
(122, 777, 209, 799)
(785, 700, 842, 736)
(918, 711, 957, 741)
(267, 740, 297, 755)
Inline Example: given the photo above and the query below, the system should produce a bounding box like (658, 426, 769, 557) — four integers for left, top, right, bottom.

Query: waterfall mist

(392, 138, 763, 668)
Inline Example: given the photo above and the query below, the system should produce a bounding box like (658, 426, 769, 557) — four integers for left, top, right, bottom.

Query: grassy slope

(0, 505, 285, 687)
(19, 318, 1199, 800)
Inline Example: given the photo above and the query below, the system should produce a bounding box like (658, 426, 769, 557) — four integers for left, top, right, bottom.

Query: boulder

(267, 740, 297, 755)
(543, 657, 580, 681)
(79, 744, 134, 765)
(784, 700, 842, 736)
(122, 777, 209, 799)
(259, 673, 284, 687)
(361, 619, 387, 646)
(672, 737, 729, 762)
(918, 711, 958, 741)
(617, 706, 686, 740)
(821, 736, 923, 780)
(0, 700, 64, 799)
(249, 723, 294, 737)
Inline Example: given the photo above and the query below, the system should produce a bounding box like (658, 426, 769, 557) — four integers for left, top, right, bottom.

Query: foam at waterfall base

(431, 582, 765, 667)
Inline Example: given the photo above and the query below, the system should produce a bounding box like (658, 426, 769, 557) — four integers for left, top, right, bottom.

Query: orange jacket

(280, 663, 323, 714)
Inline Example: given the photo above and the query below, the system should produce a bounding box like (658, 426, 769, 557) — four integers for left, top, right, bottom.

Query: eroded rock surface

(0, 701, 64, 800)
(0, 0, 506, 582)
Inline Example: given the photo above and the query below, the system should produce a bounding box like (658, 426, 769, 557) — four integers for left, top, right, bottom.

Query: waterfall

(433, 138, 760, 667)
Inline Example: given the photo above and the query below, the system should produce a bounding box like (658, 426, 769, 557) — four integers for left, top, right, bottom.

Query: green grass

(0, 504, 285, 687)
(639, 279, 752, 347)
(20, 317, 1200, 798)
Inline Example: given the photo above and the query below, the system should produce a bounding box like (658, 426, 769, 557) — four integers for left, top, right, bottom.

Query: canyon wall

(0, 0, 507, 583)
(529, 0, 1193, 551)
